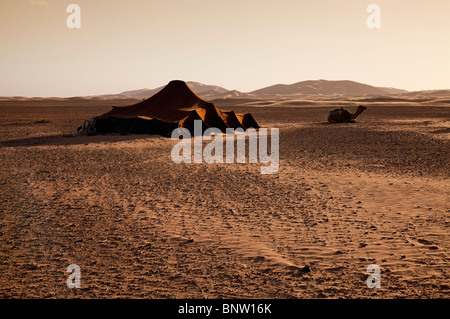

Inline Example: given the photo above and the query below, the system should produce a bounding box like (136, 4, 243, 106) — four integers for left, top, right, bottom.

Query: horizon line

(2, 79, 450, 99)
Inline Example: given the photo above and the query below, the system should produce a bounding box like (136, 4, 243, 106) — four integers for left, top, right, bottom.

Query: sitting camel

(328, 105, 367, 123)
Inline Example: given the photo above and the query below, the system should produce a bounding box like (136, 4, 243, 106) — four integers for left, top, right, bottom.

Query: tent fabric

(220, 111, 245, 129)
(89, 80, 259, 136)
(94, 116, 178, 137)
(236, 113, 260, 130)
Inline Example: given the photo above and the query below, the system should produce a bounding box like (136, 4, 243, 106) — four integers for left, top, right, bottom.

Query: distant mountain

(377, 87, 408, 95)
(95, 79, 410, 100)
(199, 89, 251, 99)
(117, 88, 160, 99)
(186, 82, 229, 94)
(7, 81, 450, 101)
(249, 80, 406, 97)
(399, 89, 450, 98)
(98, 82, 230, 100)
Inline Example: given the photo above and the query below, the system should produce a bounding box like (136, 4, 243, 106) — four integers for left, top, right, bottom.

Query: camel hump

(329, 108, 343, 116)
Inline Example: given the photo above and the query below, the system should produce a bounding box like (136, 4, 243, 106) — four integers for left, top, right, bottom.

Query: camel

(328, 105, 367, 123)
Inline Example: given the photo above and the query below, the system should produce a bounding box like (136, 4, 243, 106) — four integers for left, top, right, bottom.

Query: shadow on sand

(316, 120, 358, 125)
(0, 133, 163, 148)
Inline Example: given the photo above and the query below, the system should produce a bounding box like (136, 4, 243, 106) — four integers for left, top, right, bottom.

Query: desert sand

(0, 97, 449, 298)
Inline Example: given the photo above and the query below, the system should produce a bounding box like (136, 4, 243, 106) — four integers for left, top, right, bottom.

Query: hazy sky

(1, 0, 449, 97)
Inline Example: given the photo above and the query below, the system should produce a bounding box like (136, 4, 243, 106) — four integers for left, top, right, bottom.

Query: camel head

(357, 105, 367, 114)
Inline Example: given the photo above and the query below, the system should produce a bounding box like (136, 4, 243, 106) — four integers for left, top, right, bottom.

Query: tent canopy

(86, 80, 259, 136)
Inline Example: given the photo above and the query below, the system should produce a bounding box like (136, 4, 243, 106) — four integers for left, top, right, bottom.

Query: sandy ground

(0, 98, 449, 298)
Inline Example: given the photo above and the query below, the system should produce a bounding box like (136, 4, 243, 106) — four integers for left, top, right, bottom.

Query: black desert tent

(78, 80, 259, 137)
